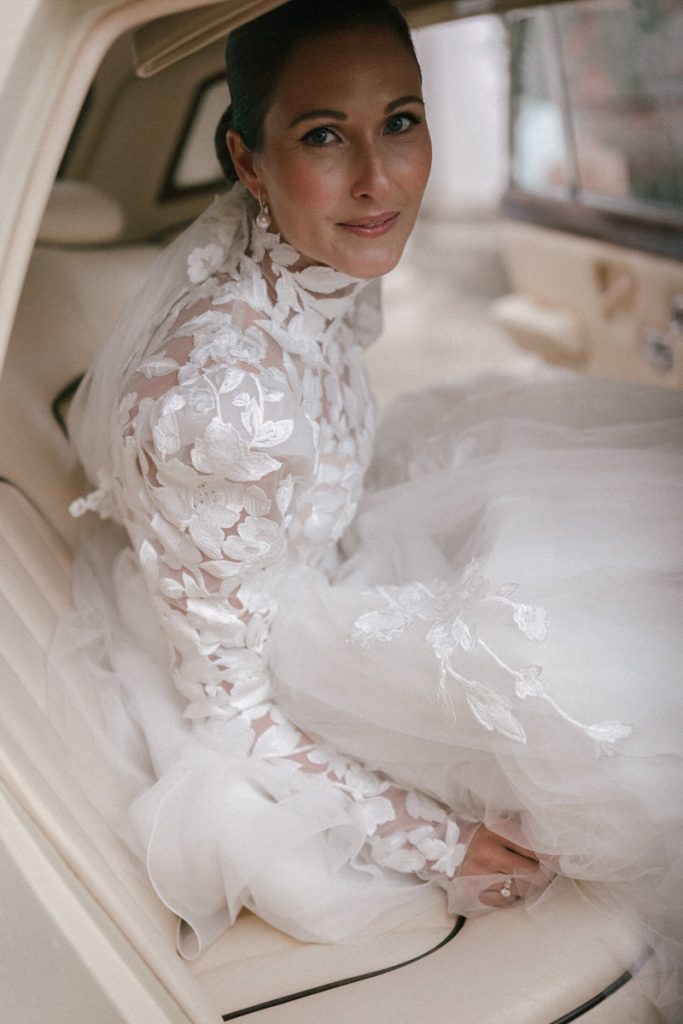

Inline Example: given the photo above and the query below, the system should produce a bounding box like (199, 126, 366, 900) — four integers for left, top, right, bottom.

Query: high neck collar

(188, 184, 375, 339)
(243, 187, 367, 305)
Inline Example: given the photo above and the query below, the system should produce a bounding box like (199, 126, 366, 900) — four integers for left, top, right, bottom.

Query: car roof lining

(133, 0, 573, 78)
(134, 0, 286, 78)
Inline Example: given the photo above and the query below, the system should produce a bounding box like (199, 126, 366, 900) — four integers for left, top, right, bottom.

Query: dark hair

(214, 0, 419, 183)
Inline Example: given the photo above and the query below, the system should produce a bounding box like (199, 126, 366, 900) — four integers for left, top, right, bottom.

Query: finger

(501, 850, 543, 876)
(479, 883, 521, 909)
(479, 890, 511, 909)
(506, 875, 537, 899)
(501, 838, 540, 861)
(487, 866, 553, 905)
(460, 829, 541, 877)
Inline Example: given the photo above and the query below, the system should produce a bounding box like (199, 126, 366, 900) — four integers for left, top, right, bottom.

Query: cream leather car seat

(0, 181, 161, 548)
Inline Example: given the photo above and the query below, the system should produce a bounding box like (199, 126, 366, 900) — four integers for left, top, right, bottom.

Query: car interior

(0, 0, 680, 1021)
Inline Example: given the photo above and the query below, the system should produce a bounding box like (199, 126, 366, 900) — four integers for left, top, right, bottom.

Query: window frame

(158, 70, 227, 203)
(504, 2, 683, 258)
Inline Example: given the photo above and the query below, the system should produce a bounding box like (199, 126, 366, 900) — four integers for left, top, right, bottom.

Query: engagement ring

(501, 877, 514, 899)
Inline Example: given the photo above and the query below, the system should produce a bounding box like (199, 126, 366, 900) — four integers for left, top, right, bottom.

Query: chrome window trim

(503, 187, 683, 259)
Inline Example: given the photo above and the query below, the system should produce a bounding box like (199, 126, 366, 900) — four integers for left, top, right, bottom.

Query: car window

(509, 0, 683, 219)
(163, 74, 226, 197)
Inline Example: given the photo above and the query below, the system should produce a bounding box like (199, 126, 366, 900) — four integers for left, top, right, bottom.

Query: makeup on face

(252, 25, 432, 279)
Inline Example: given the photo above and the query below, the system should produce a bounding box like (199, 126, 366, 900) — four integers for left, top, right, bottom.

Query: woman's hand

(460, 824, 542, 908)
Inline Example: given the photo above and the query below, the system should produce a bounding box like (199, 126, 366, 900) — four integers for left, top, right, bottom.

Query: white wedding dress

(49, 184, 683, 1011)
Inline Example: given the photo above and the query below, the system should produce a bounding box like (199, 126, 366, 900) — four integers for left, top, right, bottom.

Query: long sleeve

(58, 189, 509, 955)
(117, 288, 476, 924)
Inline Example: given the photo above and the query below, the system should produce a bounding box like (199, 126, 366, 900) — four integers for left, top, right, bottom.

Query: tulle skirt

(49, 373, 683, 1014)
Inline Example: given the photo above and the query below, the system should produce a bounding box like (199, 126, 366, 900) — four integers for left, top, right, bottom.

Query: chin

(354, 258, 401, 280)
(333, 243, 407, 281)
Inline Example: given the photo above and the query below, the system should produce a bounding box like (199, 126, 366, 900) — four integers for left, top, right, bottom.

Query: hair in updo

(214, 0, 419, 183)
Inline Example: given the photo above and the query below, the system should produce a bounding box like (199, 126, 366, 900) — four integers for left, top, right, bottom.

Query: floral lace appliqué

(351, 562, 631, 753)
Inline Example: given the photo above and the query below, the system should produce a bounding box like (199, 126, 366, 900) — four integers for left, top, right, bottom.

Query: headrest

(38, 181, 126, 246)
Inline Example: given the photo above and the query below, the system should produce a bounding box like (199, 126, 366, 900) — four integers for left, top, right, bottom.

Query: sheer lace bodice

(114, 224, 376, 725)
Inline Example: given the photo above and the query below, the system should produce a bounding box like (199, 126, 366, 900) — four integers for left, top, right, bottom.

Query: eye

(384, 112, 421, 135)
(301, 126, 340, 147)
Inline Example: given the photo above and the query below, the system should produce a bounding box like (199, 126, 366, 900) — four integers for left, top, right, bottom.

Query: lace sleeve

(119, 294, 477, 905)
(119, 295, 313, 727)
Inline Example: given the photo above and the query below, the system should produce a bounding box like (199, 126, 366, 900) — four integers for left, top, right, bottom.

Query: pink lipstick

(338, 213, 399, 238)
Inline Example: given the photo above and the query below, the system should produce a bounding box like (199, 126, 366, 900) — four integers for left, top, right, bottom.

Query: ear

(227, 129, 264, 199)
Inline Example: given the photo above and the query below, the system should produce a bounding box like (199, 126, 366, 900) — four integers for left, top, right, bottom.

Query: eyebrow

(386, 95, 424, 114)
(287, 95, 424, 130)
(288, 108, 347, 129)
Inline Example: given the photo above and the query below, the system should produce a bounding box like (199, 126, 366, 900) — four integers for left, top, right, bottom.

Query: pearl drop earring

(256, 194, 271, 231)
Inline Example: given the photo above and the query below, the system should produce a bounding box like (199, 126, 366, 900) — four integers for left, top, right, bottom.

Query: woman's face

(229, 25, 432, 279)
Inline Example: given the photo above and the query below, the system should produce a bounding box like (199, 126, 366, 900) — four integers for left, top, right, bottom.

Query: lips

(338, 212, 399, 237)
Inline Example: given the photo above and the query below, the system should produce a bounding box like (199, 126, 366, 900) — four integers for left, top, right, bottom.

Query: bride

(51, 0, 683, 1015)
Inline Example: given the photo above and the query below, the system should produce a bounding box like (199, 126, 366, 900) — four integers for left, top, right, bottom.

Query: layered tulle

(50, 371, 683, 1016)
(268, 374, 683, 1013)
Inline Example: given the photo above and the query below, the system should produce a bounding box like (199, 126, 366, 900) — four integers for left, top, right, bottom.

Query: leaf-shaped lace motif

(351, 562, 631, 752)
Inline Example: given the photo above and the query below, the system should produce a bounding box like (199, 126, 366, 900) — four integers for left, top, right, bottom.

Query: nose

(350, 141, 392, 201)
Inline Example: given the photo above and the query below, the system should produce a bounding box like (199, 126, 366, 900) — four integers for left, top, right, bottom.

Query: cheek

(377, 140, 431, 208)
(402, 139, 432, 197)
(269, 158, 341, 218)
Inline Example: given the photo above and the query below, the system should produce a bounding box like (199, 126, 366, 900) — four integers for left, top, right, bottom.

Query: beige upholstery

(497, 221, 683, 389)
(0, 188, 660, 1022)
(0, 242, 160, 547)
(37, 180, 126, 246)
